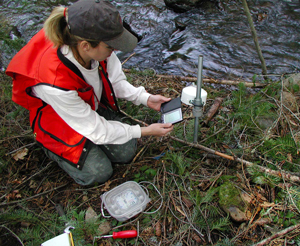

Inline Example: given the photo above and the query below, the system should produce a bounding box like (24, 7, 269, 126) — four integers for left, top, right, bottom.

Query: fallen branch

(123, 69, 266, 88)
(203, 97, 223, 125)
(252, 223, 300, 246)
(169, 136, 300, 184)
(121, 107, 300, 184)
(121, 107, 300, 183)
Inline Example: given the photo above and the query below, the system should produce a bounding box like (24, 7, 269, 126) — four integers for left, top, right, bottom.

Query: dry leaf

(15, 194, 22, 198)
(240, 192, 254, 205)
(175, 205, 186, 217)
(12, 179, 22, 184)
(168, 216, 173, 233)
(35, 186, 43, 194)
(155, 221, 162, 237)
(182, 196, 193, 208)
(260, 202, 275, 208)
(254, 217, 271, 226)
(192, 233, 203, 243)
(85, 206, 97, 222)
(29, 180, 38, 189)
(11, 148, 28, 161)
(21, 222, 31, 228)
(101, 180, 112, 192)
(98, 221, 111, 235)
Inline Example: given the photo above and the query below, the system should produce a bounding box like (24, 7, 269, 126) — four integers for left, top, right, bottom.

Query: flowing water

(1, 0, 300, 81)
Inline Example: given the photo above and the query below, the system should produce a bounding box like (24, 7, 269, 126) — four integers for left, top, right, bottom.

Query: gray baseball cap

(68, 0, 137, 52)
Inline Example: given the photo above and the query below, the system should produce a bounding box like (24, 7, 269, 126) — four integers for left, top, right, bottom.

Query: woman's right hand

(141, 123, 173, 137)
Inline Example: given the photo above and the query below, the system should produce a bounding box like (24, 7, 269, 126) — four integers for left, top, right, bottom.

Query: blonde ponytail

(43, 5, 100, 65)
(44, 6, 71, 47)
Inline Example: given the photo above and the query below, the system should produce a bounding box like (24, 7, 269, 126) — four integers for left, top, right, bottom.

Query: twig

(241, 0, 268, 78)
(252, 223, 300, 246)
(261, 84, 300, 153)
(122, 69, 266, 87)
(0, 129, 32, 143)
(181, 176, 212, 243)
(120, 108, 300, 184)
(121, 52, 136, 66)
(6, 142, 35, 156)
(199, 121, 231, 144)
(120, 109, 149, 126)
(169, 136, 300, 183)
(172, 176, 205, 238)
(132, 144, 148, 164)
(0, 161, 54, 201)
(281, 168, 300, 214)
(0, 183, 69, 207)
(0, 225, 24, 246)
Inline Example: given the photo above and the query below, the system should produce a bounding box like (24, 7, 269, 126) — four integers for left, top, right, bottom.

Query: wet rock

(223, 205, 248, 222)
(283, 73, 300, 90)
(218, 182, 249, 223)
(164, 0, 216, 13)
(256, 116, 277, 131)
(175, 19, 187, 31)
(98, 221, 112, 235)
(282, 91, 298, 112)
(85, 206, 98, 222)
(281, 73, 300, 113)
(85, 206, 112, 235)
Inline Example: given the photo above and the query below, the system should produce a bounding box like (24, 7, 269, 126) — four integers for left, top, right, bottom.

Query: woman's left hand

(147, 95, 171, 111)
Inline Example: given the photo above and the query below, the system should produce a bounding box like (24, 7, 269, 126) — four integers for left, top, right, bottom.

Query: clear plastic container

(101, 181, 151, 221)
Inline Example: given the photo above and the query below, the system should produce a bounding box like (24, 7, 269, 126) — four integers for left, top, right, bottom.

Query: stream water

(1, 0, 300, 81)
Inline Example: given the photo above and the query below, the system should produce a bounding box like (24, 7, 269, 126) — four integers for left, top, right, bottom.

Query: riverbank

(0, 69, 300, 245)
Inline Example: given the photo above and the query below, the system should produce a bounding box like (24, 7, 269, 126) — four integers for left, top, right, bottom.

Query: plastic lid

(181, 86, 207, 106)
(101, 181, 150, 218)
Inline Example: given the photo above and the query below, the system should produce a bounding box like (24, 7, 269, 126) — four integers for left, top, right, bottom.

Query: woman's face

(86, 41, 115, 62)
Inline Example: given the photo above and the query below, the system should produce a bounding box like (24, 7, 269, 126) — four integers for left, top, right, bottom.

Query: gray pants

(43, 108, 137, 186)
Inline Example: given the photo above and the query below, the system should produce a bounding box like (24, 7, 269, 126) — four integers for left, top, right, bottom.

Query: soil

(1, 70, 300, 245)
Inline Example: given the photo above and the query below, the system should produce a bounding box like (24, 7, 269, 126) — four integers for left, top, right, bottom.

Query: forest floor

(0, 69, 300, 246)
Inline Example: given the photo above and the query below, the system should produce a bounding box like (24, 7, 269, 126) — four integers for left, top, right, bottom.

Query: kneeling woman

(6, 0, 173, 185)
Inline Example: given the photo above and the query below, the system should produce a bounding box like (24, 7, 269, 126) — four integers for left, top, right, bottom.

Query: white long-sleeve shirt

(32, 46, 151, 145)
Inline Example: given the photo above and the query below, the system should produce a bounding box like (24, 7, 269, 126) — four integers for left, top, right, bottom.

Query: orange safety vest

(6, 29, 119, 169)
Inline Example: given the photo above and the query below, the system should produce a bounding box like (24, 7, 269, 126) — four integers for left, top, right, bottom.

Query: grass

(1, 68, 300, 245)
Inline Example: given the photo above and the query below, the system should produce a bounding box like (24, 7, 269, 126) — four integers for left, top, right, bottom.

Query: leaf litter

(0, 70, 300, 245)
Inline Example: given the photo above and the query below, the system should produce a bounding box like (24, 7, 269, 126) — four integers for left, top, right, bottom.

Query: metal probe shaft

(193, 55, 204, 143)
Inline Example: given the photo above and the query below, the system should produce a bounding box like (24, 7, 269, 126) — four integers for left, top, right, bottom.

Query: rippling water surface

(1, 0, 300, 81)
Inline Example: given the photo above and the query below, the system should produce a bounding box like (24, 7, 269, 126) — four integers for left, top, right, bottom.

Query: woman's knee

(80, 149, 114, 185)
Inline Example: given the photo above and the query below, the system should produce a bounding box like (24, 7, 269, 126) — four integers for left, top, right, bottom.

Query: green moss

(218, 182, 245, 211)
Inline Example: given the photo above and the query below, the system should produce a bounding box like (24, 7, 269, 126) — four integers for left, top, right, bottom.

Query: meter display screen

(163, 108, 182, 124)
(115, 190, 138, 210)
